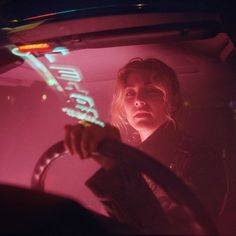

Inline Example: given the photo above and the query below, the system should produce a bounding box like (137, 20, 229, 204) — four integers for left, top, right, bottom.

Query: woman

(64, 58, 226, 234)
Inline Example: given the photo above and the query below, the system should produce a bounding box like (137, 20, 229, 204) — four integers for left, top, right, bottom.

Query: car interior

(0, 1, 236, 234)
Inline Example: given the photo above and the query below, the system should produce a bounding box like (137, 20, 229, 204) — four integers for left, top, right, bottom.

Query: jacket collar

(139, 121, 179, 166)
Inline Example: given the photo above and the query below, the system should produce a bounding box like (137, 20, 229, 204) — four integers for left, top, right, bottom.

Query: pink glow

(0, 35, 235, 221)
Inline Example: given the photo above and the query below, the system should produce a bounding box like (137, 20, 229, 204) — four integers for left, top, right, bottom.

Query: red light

(25, 12, 56, 21)
(41, 94, 47, 101)
(17, 43, 52, 53)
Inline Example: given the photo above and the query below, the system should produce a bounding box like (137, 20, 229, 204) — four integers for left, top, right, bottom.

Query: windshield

(0, 34, 235, 206)
(0, 29, 236, 226)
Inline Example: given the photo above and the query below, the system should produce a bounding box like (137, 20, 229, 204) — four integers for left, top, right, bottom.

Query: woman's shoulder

(171, 128, 223, 177)
(175, 128, 220, 158)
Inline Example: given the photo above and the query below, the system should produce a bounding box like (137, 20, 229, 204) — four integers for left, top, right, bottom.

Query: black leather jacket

(86, 122, 226, 234)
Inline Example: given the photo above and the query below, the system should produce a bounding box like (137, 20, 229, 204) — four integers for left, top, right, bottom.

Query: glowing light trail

(11, 46, 104, 127)
(11, 47, 63, 91)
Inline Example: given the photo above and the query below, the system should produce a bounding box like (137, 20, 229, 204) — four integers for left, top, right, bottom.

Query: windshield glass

(0, 31, 236, 218)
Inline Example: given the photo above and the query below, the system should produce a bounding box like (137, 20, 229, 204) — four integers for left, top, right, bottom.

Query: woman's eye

(125, 90, 135, 97)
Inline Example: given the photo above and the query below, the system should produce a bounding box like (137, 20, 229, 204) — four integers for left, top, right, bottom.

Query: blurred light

(0, 27, 12, 31)
(10, 19, 19, 23)
(11, 47, 64, 92)
(11, 46, 104, 127)
(6, 21, 46, 33)
(7, 96, 15, 104)
(41, 94, 47, 101)
(45, 47, 69, 63)
(17, 43, 52, 53)
(24, 9, 77, 21)
(49, 66, 82, 82)
(229, 100, 236, 108)
(136, 3, 145, 9)
(53, 47, 69, 56)
(61, 107, 104, 127)
(25, 12, 56, 21)
(184, 101, 190, 107)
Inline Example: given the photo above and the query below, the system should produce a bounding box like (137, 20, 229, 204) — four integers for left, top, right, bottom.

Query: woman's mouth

(133, 111, 151, 118)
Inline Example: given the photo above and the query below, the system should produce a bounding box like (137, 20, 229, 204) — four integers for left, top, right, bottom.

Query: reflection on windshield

(11, 47, 104, 127)
(0, 37, 235, 234)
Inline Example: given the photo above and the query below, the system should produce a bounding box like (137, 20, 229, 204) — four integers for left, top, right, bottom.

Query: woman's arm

(86, 164, 171, 235)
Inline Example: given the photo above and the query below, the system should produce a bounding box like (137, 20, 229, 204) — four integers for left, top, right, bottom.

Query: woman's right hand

(64, 121, 121, 170)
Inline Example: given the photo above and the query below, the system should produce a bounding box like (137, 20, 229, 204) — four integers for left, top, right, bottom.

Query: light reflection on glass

(11, 46, 104, 127)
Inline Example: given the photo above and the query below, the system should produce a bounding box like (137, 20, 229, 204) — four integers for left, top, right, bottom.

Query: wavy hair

(111, 58, 182, 139)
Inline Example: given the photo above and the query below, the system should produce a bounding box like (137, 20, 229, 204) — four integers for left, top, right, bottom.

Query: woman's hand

(64, 121, 121, 170)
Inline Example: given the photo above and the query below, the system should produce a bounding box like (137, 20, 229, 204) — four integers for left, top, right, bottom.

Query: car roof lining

(6, 12, 220, 45)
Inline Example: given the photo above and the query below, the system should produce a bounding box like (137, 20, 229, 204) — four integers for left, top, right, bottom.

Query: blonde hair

(111, 57, 182, 138)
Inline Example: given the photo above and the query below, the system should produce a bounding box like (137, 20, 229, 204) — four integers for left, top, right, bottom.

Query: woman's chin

(133, 119, 157, 130)
(131, 116, 166, 132)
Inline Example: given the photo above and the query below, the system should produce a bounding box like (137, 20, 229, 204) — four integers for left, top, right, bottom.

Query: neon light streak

(49, 65, 82, 82)
(75, 105, 99, 119)
(65, 82, 87, 95)
(24, 12, 57, 21)
(24, 9, 77, 21)
(17, 43, 51, 53)
(45, 47, 69, 63)
(62, 108, 104, 127)
(53, 47, 69, 56)
(11, 46, 105, 127)
(11, 48, 63, 91)
(70, 93, 94, 107)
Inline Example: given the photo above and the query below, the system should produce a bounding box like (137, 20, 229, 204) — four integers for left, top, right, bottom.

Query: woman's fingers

(64, 125, 74, 155)
(71, 125, 86, 159)
(64, 121, 121, 167)
(80, 125, 96, 158)
(64, 123, 85, 158)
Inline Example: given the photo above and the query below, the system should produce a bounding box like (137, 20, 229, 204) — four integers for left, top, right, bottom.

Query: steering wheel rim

(31, 139, 219, 235)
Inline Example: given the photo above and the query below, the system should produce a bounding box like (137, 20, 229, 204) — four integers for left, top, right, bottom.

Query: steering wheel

(32, 139, 219, 235)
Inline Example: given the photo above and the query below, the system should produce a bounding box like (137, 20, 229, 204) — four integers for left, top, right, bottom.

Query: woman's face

(123, 70, 169, 139)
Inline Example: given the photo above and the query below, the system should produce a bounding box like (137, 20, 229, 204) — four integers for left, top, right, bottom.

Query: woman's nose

(134, 95, 146, 107)
(135, 100, 145, 107)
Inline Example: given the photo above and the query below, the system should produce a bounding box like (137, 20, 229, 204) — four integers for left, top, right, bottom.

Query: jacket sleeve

(85, 164, 170, 234)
